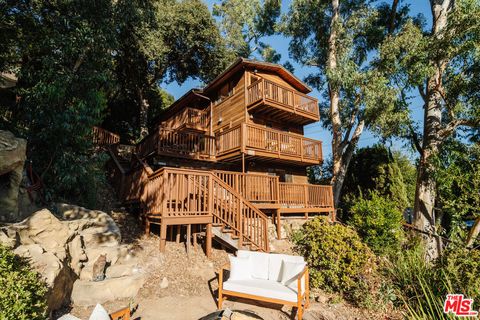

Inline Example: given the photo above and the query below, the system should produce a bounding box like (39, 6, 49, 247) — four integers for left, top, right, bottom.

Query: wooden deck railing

(142, 167, 269, 252)
(137, 128, 215, 160)
(184, 107, 209, 130)
(246, 79, 319, 117)
(214, 170, 279, 203)
(279, 183, 334, 208)
(216, 123, 323, 162)
(93, 126, 120, 145)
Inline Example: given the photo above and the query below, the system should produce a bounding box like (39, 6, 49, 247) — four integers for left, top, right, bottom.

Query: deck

(246, 78, 319, 125)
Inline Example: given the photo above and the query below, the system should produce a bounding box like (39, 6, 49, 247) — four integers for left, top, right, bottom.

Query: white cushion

(280, 260, 306, 286)
(229, 255, 252, 281)
(237, 250, 269, 280)
(268, 253, 304, 281)
(89, 304, 110, 320)
(223, 279, 299, 302)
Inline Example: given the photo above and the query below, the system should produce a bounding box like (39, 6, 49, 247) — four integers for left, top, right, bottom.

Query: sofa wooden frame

(217, 263, 310, 320)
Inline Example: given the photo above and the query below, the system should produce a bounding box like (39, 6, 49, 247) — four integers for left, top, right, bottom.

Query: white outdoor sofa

(218, 250, 309, 320)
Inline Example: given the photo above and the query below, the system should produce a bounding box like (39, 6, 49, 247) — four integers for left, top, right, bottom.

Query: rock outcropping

(0, 205, 145, 311)
(0, 130, 27, 222)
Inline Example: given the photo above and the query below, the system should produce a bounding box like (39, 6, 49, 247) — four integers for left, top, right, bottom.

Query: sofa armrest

(218, 262, 230, 288)
(297, 266, 309, 298)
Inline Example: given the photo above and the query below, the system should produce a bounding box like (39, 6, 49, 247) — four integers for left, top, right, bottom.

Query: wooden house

(106, 58, 334, 256)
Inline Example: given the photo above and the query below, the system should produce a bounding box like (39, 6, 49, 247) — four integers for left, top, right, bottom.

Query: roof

(203, 58, 312, 94)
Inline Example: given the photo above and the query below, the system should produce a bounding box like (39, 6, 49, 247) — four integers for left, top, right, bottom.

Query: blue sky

(164, 0, 433, 160)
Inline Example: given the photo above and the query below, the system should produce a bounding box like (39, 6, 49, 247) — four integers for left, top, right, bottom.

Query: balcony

(163, 107, 210, 133)
(216, 123, 323, 164)
(137, 128, 216, 161)
(246, 79, 319, 125)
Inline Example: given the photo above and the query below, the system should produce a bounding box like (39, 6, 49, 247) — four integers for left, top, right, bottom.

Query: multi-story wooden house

(107, 58, 334, 256)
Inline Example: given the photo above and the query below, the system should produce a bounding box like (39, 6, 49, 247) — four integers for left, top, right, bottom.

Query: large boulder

(0, 206, 144, 311)
(0, 130, 27, 222)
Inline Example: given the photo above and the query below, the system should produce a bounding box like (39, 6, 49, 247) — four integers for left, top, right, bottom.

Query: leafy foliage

(110, 0, 231, 140)
(0, 245, 48, 320)
(433, 141, 480, 242)
(1, 0, 116, 206)
(341, 145, 415, 213)
(213, 0, 281, 61)
(349, 191, 404, 256)
(293, 217, 377, 305)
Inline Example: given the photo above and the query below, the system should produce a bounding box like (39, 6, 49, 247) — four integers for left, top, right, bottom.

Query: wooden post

(186, 224, 191, 256)
(238, 199, 243, 248)
(276, 209, 281, 240)
(176, 225, 181, 243)
(242, 153, 245, 173)
(145, 217, 150, 237)
(206, 223, 212, 258)
(159, 222, 167, 252)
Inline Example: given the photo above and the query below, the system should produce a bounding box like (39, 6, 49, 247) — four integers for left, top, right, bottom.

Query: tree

(284, 0, 411, 207)
(213, 0, 281, 61)
(379, 0, 480, 259)
(341, 145, 415, 214)
(112, 0, 232, 139)
(1, 0, 116, 206)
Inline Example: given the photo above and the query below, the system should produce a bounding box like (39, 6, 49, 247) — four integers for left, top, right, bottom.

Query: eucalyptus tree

(379, 0, 480, 259)
(213, 0, 281, 61)
(284, 0, 411, 206)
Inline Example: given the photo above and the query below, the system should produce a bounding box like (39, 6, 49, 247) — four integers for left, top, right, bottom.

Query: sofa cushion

(237, 250, 269, 280)
(229, 255, 252, 281)
(268, 254, 305, 281)
(223, 279, 299, 303)
(279, 260, 306, 286)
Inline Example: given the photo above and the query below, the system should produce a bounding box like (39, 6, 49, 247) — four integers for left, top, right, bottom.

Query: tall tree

(112, 0, 231, 139)
(213, 0, 281, 61)
(1, 0, 116, 205)
(284, 0, 410, 206)
(380, 0, 480, 259)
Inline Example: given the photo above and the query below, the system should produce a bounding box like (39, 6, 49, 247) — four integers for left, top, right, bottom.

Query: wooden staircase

(107, 151, 269, 253)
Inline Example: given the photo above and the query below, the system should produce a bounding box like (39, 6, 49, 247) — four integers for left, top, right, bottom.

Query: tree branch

(408, 122, 423, 154)
(438, 118, 480, 139)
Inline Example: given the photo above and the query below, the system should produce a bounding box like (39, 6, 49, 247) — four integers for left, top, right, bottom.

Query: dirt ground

(61, 209, 399, 320)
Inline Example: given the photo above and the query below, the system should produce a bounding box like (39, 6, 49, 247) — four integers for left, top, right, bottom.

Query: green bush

(293, 217, 377, 305)
(0, 245, 48, 320)
(437, 246, 480, 303)
(349, 191, 404, 256)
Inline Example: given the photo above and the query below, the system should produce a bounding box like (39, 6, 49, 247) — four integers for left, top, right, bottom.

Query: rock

(0, 130, 27, 222)
(105, 263, 140, 278)
(92, 254, 107, 282)
(0, 205, 145, 312)
(0, 229, 17, 248)
(14, 243, 75, 311)
(160, 277, 169, 289)
(71, 274, 145, 306)
(17, 209, 71, 255)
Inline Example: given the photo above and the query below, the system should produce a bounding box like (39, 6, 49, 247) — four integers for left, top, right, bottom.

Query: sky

(163, 0, 433, 160)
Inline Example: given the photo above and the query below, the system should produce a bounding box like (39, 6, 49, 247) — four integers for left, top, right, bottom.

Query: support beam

(159, 223, 167, 252)
(206, 223, 212, 258)
(186, 224, 191, 256)
(176, 225, 181, 243)
(276, 209, 281, 240)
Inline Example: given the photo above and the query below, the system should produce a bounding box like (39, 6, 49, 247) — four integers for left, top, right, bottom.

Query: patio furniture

(218, 250, 309, 320)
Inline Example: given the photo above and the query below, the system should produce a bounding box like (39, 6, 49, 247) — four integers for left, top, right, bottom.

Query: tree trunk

(327, 0, 344, 207)
(413, 0, 452, 261)
(466, 217, 480, 248)
(137, 87, 149, 139)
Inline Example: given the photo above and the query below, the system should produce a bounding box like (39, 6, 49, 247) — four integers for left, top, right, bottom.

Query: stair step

(221, 229, 234, 233)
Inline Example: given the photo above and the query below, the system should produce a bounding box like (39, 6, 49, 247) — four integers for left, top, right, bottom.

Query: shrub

(0, 245, 48, 320)
(437, 246, 480, 303)
(349, 191, 404, 256)
(293, 217, 377, 305)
